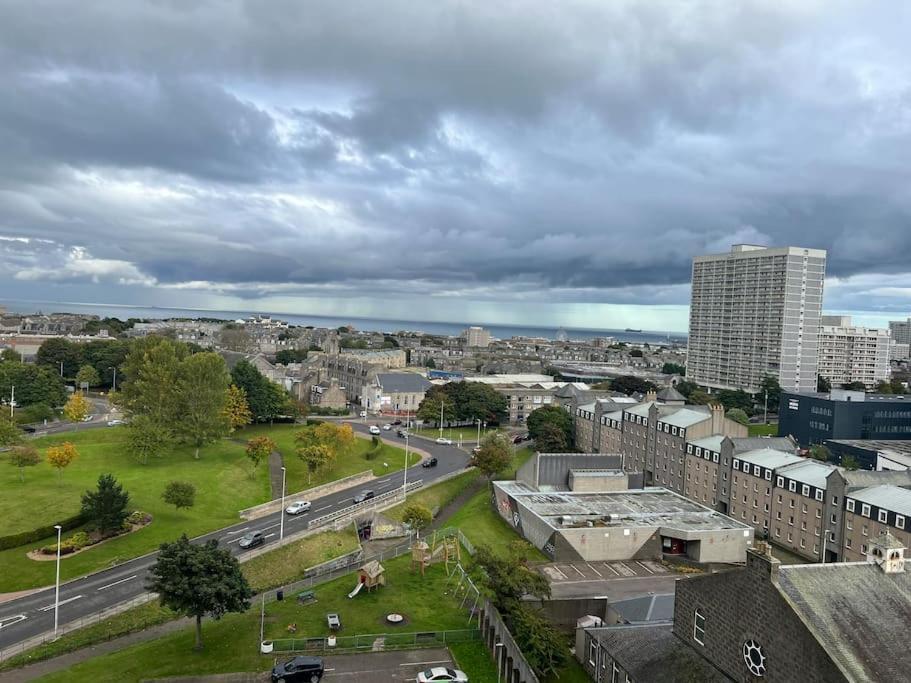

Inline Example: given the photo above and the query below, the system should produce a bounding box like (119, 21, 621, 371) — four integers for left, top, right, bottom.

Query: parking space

(539, 559, 669, 583)
(322, 648, 456, 682)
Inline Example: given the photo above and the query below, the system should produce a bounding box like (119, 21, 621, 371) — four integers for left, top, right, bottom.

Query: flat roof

(688, 435, 725, 452)
(658, 407, 710, 428)
(736, 448, 804, 470)
(827, 440, 911, 457)
(848, 485, 911, 516)
(777, 459, 835, 489)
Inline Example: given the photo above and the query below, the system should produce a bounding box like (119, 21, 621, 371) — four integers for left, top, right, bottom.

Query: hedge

(0, 512, 87, 551)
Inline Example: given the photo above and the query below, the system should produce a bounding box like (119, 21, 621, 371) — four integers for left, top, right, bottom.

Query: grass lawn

(413, 426, 505, 442)
(450, 641, 499, 682)
(37, 557, 475, 683)
(747, 423, 778, 436)
(238, 424, 418, 494)
(384, 469, 481, 521)
(0, 429, 270, 593)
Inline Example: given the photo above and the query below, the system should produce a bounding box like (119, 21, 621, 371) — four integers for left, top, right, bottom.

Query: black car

(392, 419, 402, 425)
(238, 531, 264, 549)
(353, 489, 375, 504)
(271, 655, 325, 683)
(20, 425, 37, 433)
(421, 457, 438, 468)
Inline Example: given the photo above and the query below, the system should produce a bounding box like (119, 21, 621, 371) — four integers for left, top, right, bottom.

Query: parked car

(285, 500, 312, 515)
(397, 429, 410, 438)
(107, 419, 125, 426)
(392, 419, 403, 425)
(353, 490, 375, 504)
(238, 531, 265, 549)
(327, 613, 341, 630)
(417, 668, 469, 683)
(271, 655, 325, 683)
(435, 437, 453, 445)
(382, 424, 392, 430)
(421, 457, 438, 468)
(359, 410, 367, 418)
(20, 425, 36, 433)
(369, 425, 381, 435)
(471, 446, 482, 454)
(512, 435, 524, 444)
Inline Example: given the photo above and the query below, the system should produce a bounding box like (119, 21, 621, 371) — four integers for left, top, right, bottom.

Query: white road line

(601, 563, 620, 576)
(567, 564, 585, 577)
(587, 563, 602, 578)
(636, 561, 654, 574)
(314, 505, 332, 512)
(259, 522, 280, 532)
(38, 595, 83, 611)
(398, 660, 451, 667)
(225, 527, 249, 535)
(0, 614, 27, 629)
(97, 575, 137, 591)
(226, 537, 241, 544)
(264, 533, 275, 539)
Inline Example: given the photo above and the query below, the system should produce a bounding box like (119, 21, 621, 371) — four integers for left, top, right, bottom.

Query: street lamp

(53, 524, 62, 639)
(279, 467, 287, 542)
(476, 418, 482, 445)
(108, 367, 117, 392)
(495, 641, 505, 683)
(403, 434, 409, 498)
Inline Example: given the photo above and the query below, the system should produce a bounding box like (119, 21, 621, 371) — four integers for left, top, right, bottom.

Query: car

(285, 500, 311, 515)
(416, 667, 469, 682)
(271, 655, 325, 683)
(397, 429, 410, 438)
(382, 424, 392, 430)
(421, 457, 438, 468)
(238, 531, 265, 549)
(82, 415, 94, 422)
(359, 410, 367, 418)
(20, 425, 36, 433)
(327, 613, 341, 630)
(471, 446, 482, 454)
(435, 437, 453, 445)
(512, 435, 524, 444)
(107, 419, 125, 426)
(369, 425, 381, 435)
(392, 419, 403, 425)
(353, 489, 375, 504)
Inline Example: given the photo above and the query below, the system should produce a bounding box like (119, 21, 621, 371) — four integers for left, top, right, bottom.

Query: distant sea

(0, 299, 687, 345)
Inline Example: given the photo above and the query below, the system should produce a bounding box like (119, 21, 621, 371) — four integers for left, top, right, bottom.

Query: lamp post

(9, 385, 13, 419)
(495, 641, 505, 683)
(279, 467, 287, 542)
(59, 361, 63, 378)
(403, 434, 409, 498)
(109, 366, 117, 392)
(476, 418, 482, 446)
(53, 524, 62, 639)
(439, 401, 446, 438)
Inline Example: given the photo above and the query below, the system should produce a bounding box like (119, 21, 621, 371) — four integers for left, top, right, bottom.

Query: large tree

(296, 443, 334, 485)
(471, 432, 514, 479)
(162, 480, 196, 510)
(126, 414, 172, 465)
(35, 338, 83, 378)
(63, 391, 92, 424)
(416, 382, 507, 425)
(759, 375, 781, 412)
(526, 405, 573, 447)
(509, 605, 568, 677)
(533, 422, 570, 452)
(474, 544, 550, 611)
(715, 389, 754, 413)
(173, 352, 231, 459)
(402, 503, 432, 537)
(230, 360, 288, 423)
(0, 361, 67, 408)
(75, 364, 102, 389)
(146, 535, 252, 650)
(610, 375, 657, 396)
(81, 474, 130, 536)
(119, 337, 188, 424)
(244, 436, 276, 478)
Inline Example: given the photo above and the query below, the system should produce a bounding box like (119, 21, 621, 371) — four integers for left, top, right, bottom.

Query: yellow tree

(296, 443, 334, 485)
(63, 391, 92, 426)
(47, 442, 78, 484)
(245, 436, 276, 479)
(313, 422, 355, 459)
(223, 384, 253, 433)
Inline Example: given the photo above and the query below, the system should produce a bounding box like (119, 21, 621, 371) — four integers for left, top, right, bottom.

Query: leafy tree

(526, 405, 573, 447)
(46, 442, 78, 484)
(417, 382, 507, 425)
(312, 422, 355, 458)
(126, 414, 172, 465)
(817, 375, 832, 393)
(223, 384, 253, 433)
(230, 360, 287, 423)
(173, 353, 231, 459)
(8, 444, 40, 482)
(146, 535, 252, 650)
(0, 348, 20, 362)
(841, 381, 866, 391)
(725, 408, 750, 426)
(162, 480, 196, 510)
(0, 361, 67, 408)
(759, 375, 781, 411)
(35, 338, 82, 377)
(402, 503, 432, 537)
(0, 416, 22, 448)
(510, 604, 568, 677)
(875, 380, 893, 394)
(416, 388, 458, 424)
(81, 474, 130, 536)
(424, 358, 437, 369)
(890, 378, 907, 394)
(20, 402, 54, 424)
(296, 443, 334, 485)
(120, 337, 188, 423)
(472, 432, 514, 479)
(245, 436, 276, 478)
(662, 362, 686, 376)
(808, 444, 832, 462)
(81, 339, 130, 388)
(629, 348, 644, 358)
(75, 364, 102, 389)
(610, 375, 657, 396)
(715, 389, 754, 413)
(473, 545, 551, 611)
(274, 349, 308, 364)
(533, 422, 570, 452)
(63, 391, 92, 424)
(841, 454, 860, 470)
(675, 380, 699, 397)
(688, 390, 712, 405)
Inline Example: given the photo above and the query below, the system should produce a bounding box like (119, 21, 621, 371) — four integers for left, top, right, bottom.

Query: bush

(0, 512, 86, 551)
(40, 530, 92, 556)
(364, 445, 381, 461)
(126, 510, 150, 526)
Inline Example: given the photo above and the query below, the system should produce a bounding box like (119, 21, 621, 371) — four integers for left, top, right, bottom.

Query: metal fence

(269, 628, 480, 654)
(306, 480, 424, 529)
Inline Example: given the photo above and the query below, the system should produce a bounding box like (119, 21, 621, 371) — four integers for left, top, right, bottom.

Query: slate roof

(836, 468, 911, 491)
(736, 448, 804, 470)
(586, 624, 732, 682)
(660, 407, 711, 428)
(777, 459, 836, 489)
(375, 373, 432, 393)
(848, 485, 911, 517)
(732, 436, 797, 454)
(656, 386, 686, 402)
(688, 435, 725, 453)
(777, 562, 911, 682)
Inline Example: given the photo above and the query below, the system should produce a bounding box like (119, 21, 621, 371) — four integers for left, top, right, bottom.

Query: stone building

(361, 372, 432, 416)
(309, 378, 347, 410)
(841, 484, 911, 562)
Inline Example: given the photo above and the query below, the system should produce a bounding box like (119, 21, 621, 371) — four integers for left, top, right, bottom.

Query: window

(897, 515, 906, 530)
(688, 445, 694, 454)
(802, 485, 810, 497)
(693, 609, 706, 645)
(846, 518, 853, 530)
(713, 453, 719, 463)
(861, 504, 871, 518)
(878, 510, 888, 524)
(754, 465, 761, 477)
(815, 490, 823, 502)
(862, 544, 868, 554)
(733, 459, 740, 470)
(862, 525, 868, 536)
(765, 470, 772, 481)
(789, 481, 796, 493)
(846, 499, 855, 512)
(846, 538, 852, 548)
(776, 476, 784, 488)
(589, 640, 597, 666)
(612, 663, 620, 683)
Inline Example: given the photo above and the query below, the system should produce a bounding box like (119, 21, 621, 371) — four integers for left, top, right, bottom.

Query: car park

(421, 457, 438, 468)
(285, 500, 312, 515)
(435, 437, 453, 445)
(238, 531, 265, 549)
(271, 655, 325, 683)
(369, 425, 381, 435)
(416, 667, 469, 682)
(353, 489, 375, 504)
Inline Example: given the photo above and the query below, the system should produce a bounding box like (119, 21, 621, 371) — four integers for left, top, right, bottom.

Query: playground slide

(347, 581, 364, 599)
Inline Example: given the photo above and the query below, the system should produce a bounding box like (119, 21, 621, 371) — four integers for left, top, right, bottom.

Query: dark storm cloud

(1, 0, 910, 321)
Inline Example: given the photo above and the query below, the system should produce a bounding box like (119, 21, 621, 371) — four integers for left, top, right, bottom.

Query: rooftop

(688, 435, 725, 453)
(375, 372, 432, 393)
(827, 439, 911, 458)
(736, 448, 805, 470)
(659, 407, 711, 428)
(777, 459, 835, 489)
(732, 436, 797, 454)
(848, 485, 911, 516)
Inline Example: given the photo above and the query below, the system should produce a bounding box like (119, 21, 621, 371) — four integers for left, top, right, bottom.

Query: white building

(817, 316, 891, 390)
(687, 244, 826, 394)
(463, 326, 491, 348)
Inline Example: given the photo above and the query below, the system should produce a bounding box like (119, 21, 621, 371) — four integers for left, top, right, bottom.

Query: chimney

(746, 541, 780, 580)
(645, 390, 657, 403)
(867, 531, 906, 574)
(710, 403, 725, 435)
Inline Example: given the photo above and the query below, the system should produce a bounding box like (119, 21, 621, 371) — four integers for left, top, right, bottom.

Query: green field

(37, 557, 475, 683)
(447, 486, 547, 562)
(748, 423, 778, 436)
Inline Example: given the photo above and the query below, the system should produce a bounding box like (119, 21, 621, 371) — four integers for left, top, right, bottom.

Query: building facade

(778, 389, 911, 446)
(687, 244, 826, 394)
(889, 317, 911, 345)
(816, 316, 890, 390)
(463, 326, 491, 348)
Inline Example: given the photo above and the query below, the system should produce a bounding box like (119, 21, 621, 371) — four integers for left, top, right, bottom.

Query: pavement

(538, 560, 680, 600)
(0, 420, 471, 656)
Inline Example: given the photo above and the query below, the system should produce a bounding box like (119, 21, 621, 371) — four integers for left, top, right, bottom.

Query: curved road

(0, 421, 470, 654)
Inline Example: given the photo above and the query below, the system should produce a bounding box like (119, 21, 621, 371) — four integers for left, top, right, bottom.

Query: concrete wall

(557, 525, 661, 562)
(523, 597, 609, 632)
(480, 600, 541, 683)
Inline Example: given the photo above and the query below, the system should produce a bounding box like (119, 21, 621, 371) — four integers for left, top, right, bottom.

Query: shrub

(0, 513, 86, 551)
(126, 510, 150, 526)
(40, 531, 92, 556)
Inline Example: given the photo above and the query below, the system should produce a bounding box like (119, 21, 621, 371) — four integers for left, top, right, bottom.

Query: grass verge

(747, 423, 778, 436)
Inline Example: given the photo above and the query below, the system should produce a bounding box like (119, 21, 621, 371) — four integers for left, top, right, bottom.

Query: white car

(382, 424, 392, 431)
(359, 410, 368, 418)
(435, 437, 453, 445)
(107, 419, 125, 426)
(369, 425, 381, 435)
(417, 667, 469, 683)
(82, 415, 94, 422)
(285, 500, 311, 515)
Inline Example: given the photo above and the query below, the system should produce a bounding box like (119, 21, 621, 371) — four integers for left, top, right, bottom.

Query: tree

(230, 360, 287, 423)
(0, 361, 67, 408)
(526, 405, 573, 447)
(472, 432, 514, 479)
(662, 362, 686, 376)
(610, 375, 657, 396)
(808, 444, 831, 462)
(75, 364, 101, 389)
(119, 337, 188, 424)
(245, 436, 276, 478)
(875, 380, 893, 394)
(473, 545, 551, 611)
(312, 422, 355, 459)
(688, 390, 712, 405)
(424, 358, 437, 369)
(126, 414, 172, 465)
(173, 353, 230, 459)
(274, 349, 308, 364)
(402, 504, 432, 537)
(223, 384, 253, 433)
(725, 408, 750, 426)
(0, 348, 19, 362)
(7, 444, 40, 482)
(63, 391, 92, 424)
(841, 454, 860, 470)
(162, 481, 196, 510)
(759, 375, 781, 412)
(715, 389, 754, 413)
(533, 422, 569, 453)
(817, 375, 832, 393)
(510, 605, 568, 678)
(675, 380, 698, 397)
(35, 338, 82, 377)
(890, 378, 907, 394)
(146, 535, 252, 650)
(296, 443, 334, 485)
(218, 325, 253, 352)
(629, 348, 644, 358)
(841, 381, 866, 391)
(416, 389, 457, 424)
(81, 474, 130, 536)
(0, 417, 22, 449)
(46, 442, 78, 484)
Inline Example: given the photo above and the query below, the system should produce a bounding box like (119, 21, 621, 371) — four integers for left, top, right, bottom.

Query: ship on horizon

(624, 327, 642, 333)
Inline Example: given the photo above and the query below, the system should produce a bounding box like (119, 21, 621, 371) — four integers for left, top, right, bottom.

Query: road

(0, 421, 471, 654)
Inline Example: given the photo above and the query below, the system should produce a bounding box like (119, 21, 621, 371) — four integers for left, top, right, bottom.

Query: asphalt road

(0, 421, 471, 653)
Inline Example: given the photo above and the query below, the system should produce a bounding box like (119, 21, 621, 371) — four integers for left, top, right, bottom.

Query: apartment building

(768, 460, 832, 560)
(840, 485, 911, 563)
(889, 317, 911, 345)
(462, 325, 491, 348)
(816, 316, 890, 390)
(687, 244, 826, 394)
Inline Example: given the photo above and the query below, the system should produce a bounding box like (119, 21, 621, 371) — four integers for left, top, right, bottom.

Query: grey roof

(777, 459, 836, 489)
(586, 625, 732, 682)
(732, 436, 797, 454)
(610, 593, 675, 623)
(375, 373, 432, 393)
(656, 386, 686, 402)
(834, 468, 911, 490)
(688, 435, 725, 453)
(848, 485, 911, 516)
(660, 407, 713, 428)
(777, 562, 911, 682)
(736, 448, 804, 470)
(554, 383, 586, 398)
(826, 440, 911, 457)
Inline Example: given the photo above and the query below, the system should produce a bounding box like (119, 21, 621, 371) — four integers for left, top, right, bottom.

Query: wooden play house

(358, 560, 386, 591)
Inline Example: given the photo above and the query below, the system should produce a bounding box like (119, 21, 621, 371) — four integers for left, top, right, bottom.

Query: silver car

(327, 613, 341, 630)
(285, 501, 311, 515)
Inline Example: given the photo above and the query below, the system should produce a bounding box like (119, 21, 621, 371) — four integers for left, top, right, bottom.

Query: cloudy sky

(1, 0, 909, 332)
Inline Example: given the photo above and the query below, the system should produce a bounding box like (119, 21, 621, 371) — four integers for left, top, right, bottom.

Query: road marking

(636, 561, 654, 574)
(0, 614, 27, 629)
(38, 595, 83, 611)
(264, 533, 275, 539)
(226, 537, 241, 544)
(564, 564, 585, 578)
(601, 563, 620, 576)
(225, 527, 249, 535)
(97, 575, 137, 591)
(398, 660, 451, 667)
(314, 505, 332, 512)
(587, 563, 602, 577)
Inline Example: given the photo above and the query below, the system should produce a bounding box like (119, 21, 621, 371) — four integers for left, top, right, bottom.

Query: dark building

(777, 389, 911, 447)
(825, 439, 911, 471)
